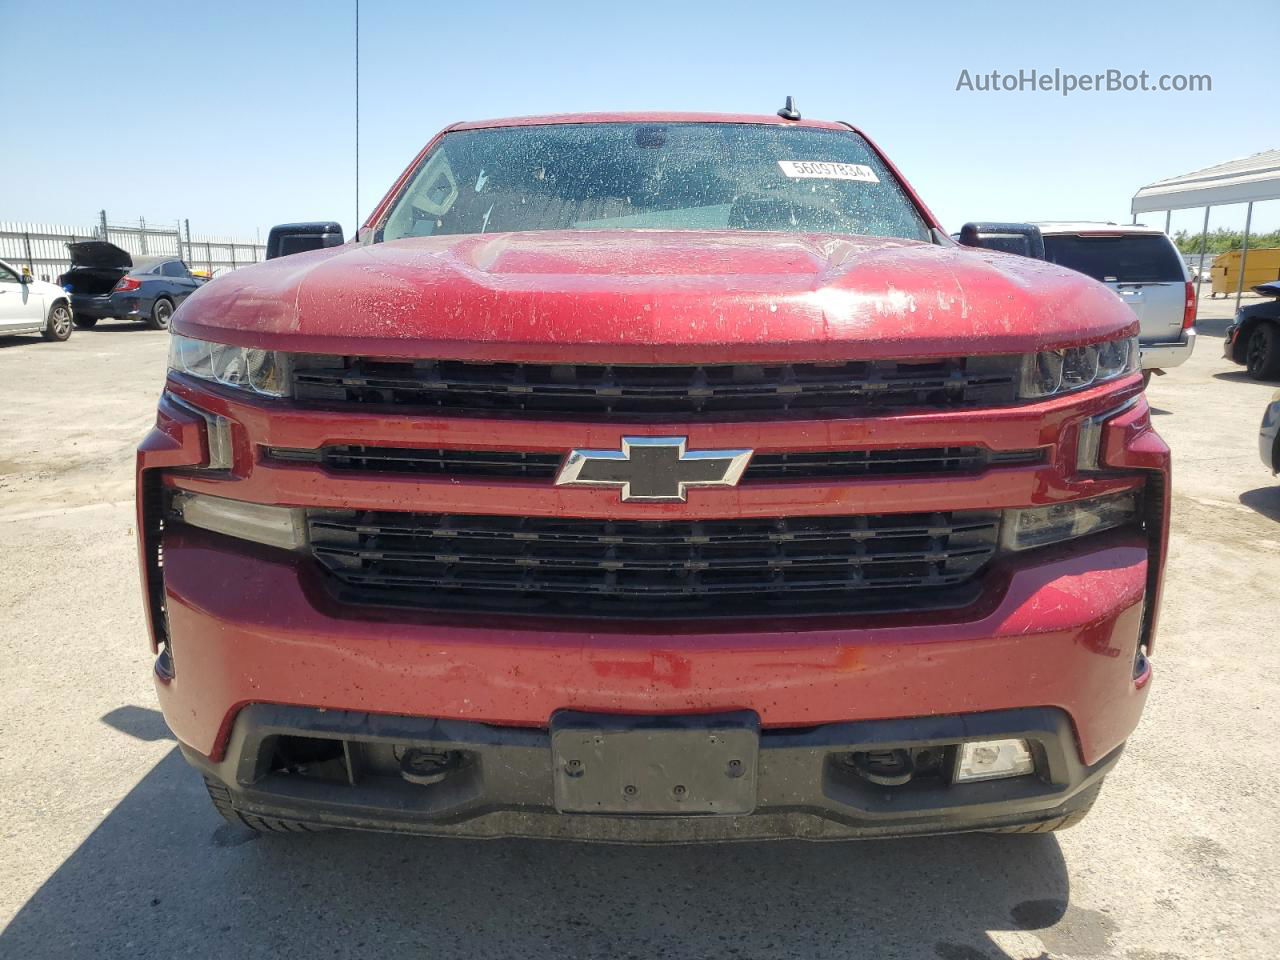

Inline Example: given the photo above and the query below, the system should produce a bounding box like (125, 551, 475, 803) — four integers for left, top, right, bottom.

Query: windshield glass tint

(377, 123, 930, 243)
(1043, 234, 1184, 283)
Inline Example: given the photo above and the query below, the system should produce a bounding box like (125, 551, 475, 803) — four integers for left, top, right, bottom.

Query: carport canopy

(1131, 149, 1280, 308)
(1132, 149, 1280, 213)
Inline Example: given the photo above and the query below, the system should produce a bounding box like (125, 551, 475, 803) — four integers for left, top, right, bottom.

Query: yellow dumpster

(1210, 247, 1280, 297)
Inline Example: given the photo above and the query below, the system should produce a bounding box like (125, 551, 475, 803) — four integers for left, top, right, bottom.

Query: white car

(1033, 223, 1196, 376)
(0, 257, 74, 342)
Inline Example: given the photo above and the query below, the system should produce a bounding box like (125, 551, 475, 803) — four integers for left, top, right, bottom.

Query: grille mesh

(291, 356, 1022, 419)
(307, 510, 1001, 618)
(268, 445, 1043, 481)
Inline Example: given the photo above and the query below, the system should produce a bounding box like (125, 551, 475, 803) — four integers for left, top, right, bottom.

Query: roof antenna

(776, 96, 801, 121)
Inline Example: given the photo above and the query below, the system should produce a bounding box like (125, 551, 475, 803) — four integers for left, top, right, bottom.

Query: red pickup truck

(137, 111, 1168, 841)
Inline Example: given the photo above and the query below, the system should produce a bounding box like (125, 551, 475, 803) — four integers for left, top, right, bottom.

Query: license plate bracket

(550, 711, 760, 815)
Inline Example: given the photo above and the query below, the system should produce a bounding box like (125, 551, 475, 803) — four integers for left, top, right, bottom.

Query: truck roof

(1033, 221, 1169, 236)
(450, 112, 856, 133)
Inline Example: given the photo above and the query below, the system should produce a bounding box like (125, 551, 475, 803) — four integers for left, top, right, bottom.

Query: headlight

(168, 335, 292, 397)
(1019, 335, 1138, 399)
(1001, 490, 1140, 551)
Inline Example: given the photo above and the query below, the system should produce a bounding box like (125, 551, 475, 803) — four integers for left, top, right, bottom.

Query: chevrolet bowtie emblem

(555, 437, 753, 502)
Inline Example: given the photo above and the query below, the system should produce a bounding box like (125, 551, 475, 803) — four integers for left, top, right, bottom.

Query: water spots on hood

(176, 229, 1138, 360)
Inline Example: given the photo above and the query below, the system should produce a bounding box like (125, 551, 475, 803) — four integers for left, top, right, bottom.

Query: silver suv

(1034, 223, 1196, 375)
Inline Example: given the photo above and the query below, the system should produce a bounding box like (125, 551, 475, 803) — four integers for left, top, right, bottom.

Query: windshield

(1042, 234, 1185, 283)
(376, 123, 931, 243)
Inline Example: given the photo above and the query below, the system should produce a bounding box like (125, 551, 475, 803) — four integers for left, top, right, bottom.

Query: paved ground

(1, 305, 1277, 960)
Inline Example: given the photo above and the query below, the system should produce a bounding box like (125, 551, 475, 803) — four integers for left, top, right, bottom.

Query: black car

(60, 241, 202, 330)
(1224, 280, 1280, 380)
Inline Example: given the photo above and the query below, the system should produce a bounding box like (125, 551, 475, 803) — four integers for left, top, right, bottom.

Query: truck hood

(174, 230, 1136, 364)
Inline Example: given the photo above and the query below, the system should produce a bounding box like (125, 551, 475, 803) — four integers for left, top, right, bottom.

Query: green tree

(1172, 228, 1280, 255)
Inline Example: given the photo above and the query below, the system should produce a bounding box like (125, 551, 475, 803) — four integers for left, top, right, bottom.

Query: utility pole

(1234, 202, 1255, 313)
(1195, 206, 1210, 303)
(355, 0, 360, 235)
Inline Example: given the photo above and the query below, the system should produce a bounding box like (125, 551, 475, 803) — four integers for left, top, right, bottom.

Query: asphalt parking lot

(1, 303, 1277, 960)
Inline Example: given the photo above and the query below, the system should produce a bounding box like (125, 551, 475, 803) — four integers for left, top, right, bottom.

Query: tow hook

(398, 748, 465, 786)
(843, 749, 916, 786)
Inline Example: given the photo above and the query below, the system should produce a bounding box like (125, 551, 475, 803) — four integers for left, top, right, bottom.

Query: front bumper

(1140, 328, 1196, 370)
(156, 519, 1153, 763)
(138, 372, 1170, 842)
(190, 703, 1117, 841)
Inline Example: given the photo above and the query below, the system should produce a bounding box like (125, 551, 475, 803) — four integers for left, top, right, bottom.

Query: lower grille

(307, 510, 1001, 618)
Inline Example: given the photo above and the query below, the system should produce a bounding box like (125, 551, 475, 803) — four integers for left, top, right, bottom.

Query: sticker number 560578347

(777, 160, 880, 183)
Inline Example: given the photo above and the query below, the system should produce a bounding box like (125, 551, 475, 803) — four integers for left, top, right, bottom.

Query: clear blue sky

(3, 0, 1274, 240)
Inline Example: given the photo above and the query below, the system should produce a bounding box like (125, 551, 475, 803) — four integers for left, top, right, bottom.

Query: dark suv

(60, 241, 201, 330)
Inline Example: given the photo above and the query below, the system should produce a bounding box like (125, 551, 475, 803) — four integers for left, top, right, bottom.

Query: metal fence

(0, 212, 265, 282)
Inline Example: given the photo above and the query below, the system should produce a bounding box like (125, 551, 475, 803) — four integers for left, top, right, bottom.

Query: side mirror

(957, 222, 1045, 260)
(265, 222, 345, 260)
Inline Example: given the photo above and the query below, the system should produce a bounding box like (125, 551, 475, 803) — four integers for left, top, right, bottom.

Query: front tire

(73, 317, 98, 329)
(1246, 322, 1280, 380)
(42, 302, 73, 341)
(147, 297, 173, 331)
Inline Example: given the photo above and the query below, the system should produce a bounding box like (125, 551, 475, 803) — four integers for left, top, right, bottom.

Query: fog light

(955, 739, 1035, 783)
(170, 491, 307, 550)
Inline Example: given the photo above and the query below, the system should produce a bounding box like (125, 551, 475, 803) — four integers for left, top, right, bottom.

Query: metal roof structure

(1130, 149, 1280, 308)
(1132, 149, 1280, 214)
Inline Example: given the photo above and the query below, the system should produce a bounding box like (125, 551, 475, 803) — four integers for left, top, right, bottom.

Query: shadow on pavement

(0, 334, 44, 349)
(1192, 315, 1235, 338)
(79, 321, 155, 333)
(101, 705, 175, 742)
(1212, 369, 1280, 386)
(0, 322, 157, 349)
(2, 719, 1082, 960)
(1240, 485, 1280, 522)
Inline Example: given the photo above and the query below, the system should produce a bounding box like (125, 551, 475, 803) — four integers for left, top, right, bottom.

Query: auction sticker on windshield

(777, 161, 880, 182)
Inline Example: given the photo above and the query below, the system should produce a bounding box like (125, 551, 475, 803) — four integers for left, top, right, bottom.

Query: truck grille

(291, 356, 1022, 419)
(307, 510, 1001, 618)
(270, 445, 1042, 481)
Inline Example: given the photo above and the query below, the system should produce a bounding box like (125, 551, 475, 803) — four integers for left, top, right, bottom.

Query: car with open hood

(138, 110, 1169, 843)
(59, 241, 201, 330)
